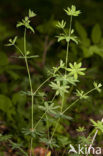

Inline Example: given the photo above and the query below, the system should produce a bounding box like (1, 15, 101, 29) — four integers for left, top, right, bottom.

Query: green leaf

(75, 21, 87, 39)
(29, 9, 36, 18)
(26, 25, 35, 33)
(78, 136, 91, 145)
(54, 112, 72, 120)
(49, 81, 70, 96)
(12, 36, 18, 44)
(40, 138, 59, 149)
(10, 142, 23, 150)
(56, 20, 66, 29)
(64, 5, 81, 17)
(22, 128, 43, 138)
(91, 24, 102, 44)
(90, 119, 103, 133)
(76, 126, 86, 132)
(16, 22, 24, 28)
(12, 92, 27, 105)
(0, 134, 12, 142)
(58, 135, 70, 147)
(0, 95, 15, 120)
(93, 82, 102, 92)
(7, 70, 20, 80)
(76, 89, 89, 99)
(66, 62, 86, 80)
(16, 14, 35, 33)
(39, 102, 60, 114)
(0, 95, 12, 112)
(6, 36, 18, 46)
(55, 74, 79, 86)
(15, 55, 39, 59)
(57, 34, 78, 44)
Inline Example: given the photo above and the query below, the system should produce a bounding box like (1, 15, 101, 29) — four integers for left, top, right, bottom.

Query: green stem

(61, 94, 64, 111)
(86, 118, 103, 156)
(14, 45, 25, 57)
(51, 93, 56, 102)
(24, 28, 27, 55)
(46, 115, 50, 139)
(63, 88, 96, 114)
(51, 118, 60, 141)
(33, 76, 52, 96)
(65, 41, 69, 69)
(65, 15, 72, 69)
(24, 28, 34, 156)
(48, 94, 64, 149)
(9, 140, 28, 156)
(24, 56, 33, 129)
(34, 112, 46, 129)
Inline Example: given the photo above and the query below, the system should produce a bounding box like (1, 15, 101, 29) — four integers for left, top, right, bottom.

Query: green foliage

(66, 62, 86, 79)
(40, 138, 59, 149)
(57, 29, 78, 44)
(75, 21, 87, 39)
(93, 82, 102, 92)
(58, 135, 70, 147)
(17, 10, 36, 33)
(22, 128, 43, 138)
(0, 95, 15, 119)
(55, 74, 78, 86)
(76, 90, 88, 99)
(76, 126, 86, 132)
(75, 21, 103, 58)
(28, 9, 36, 18)
(6, 36, 18, 46)
(91, 24, 102, 44)
(0, 134, 12, 142)
(56, 20, 66, 29)
(78, 136, 92, 145)
(90, 119, 103, 133)
(49, 81, 70, 96)
(39, 102, 60, 114)
(64, 5, 81, 16)
(0, 3, 103, 156)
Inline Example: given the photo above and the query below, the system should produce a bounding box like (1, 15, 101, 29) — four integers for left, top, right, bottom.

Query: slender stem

(65, 41, 69, 69)
(87, 130, 98, 155)
(13, 28, 52, 156)
(65, 15, 72, 69)
(24, 28, 27, 55)
(24, 57, 33, 128)
(46, 115, 50, 139)
(61, 94, 64, 111)
(51, 118, 60, 141)
(34, 112, 46, 129)
(86, 118, 103, 156)
(23, 28, 34, 156)
(14, 45, 25, 57)
(9, 140, 28, 156)
(46, 117, 59, 156)
(48, 94, 64, 149)
(63, 88, 96, 114)
(51, 93, 56, 103)
(63, 98, 79, 114)
(88, 128, 96, 138)
(34, 93, 56, 131)
(33, 76, 52, 96)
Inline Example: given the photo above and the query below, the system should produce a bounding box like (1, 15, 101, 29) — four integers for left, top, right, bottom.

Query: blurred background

(0, 0, 103, 155)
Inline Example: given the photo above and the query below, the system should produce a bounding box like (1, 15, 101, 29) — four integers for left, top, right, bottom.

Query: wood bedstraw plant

(1, 5, 102, 156)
